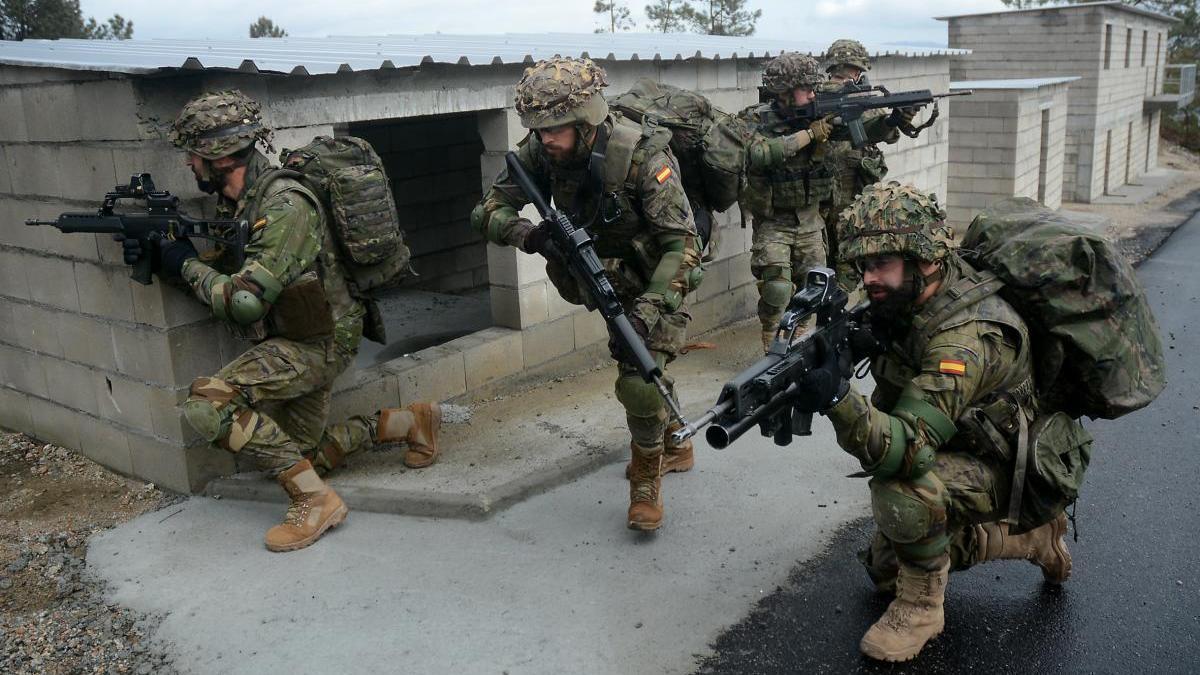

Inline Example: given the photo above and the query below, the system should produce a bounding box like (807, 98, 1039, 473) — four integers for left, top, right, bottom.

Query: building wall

(947, 5, 1173, 202)
(946, 83, 1069, 225)
(0, 53, 951, 492)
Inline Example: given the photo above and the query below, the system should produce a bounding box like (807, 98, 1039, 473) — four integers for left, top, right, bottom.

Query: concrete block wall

(946, 82, 1069, 225)
(0, 52, 951, 493)
(946, 4, 1174, 202)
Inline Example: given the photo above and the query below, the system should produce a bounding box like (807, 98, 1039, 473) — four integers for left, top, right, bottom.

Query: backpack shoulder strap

(906, 266, 1005, 362)
(244, 167, 323, 224)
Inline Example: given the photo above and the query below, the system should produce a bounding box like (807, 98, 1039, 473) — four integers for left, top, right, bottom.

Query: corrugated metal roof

(0, 32, 966, 76)
(951, 77, 1081, 90)
(936, 1, 1178, 24)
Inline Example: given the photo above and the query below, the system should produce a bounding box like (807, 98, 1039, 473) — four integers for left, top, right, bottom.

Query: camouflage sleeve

(470, 139, 541, 249)
(181, 189, 322, 322)
(825, 323, 1017, 475)
(633, 148, 701, 325)
(745, 131, 808, 171)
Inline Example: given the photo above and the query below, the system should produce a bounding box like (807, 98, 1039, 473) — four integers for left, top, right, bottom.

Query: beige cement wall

(946, 82, 1070, 225)
(0, 53, 950, 492)
(947, 5, 1172, 202)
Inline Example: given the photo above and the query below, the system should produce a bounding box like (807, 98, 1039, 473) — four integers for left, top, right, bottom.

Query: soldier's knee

(757, 266, 794, 310)
(614, 373, 663, 419)
(869, 478, 936, 544)
(183, 377, 256, 451)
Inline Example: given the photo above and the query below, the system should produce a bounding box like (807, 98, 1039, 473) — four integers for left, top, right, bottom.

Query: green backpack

(272, 136, 414, 294)
(961, 197, 1166, 421)
(608, 79, 748, 214)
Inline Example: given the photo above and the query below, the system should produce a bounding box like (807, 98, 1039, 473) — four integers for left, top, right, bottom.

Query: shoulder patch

(654, 165, 673, 184)
(938, 359, 967, 376)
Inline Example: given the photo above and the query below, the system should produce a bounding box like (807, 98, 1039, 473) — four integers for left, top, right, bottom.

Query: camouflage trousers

(613, 303, 691, 453)
(859, 451, 1012, 590)
(750, 205, 827, 331)
(183, 336, 387, 477)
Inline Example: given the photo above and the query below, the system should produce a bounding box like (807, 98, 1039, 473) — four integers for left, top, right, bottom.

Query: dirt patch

(0, 431, 180, 674)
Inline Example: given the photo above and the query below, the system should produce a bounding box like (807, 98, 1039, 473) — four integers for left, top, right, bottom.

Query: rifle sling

(570, 123, 612, 228)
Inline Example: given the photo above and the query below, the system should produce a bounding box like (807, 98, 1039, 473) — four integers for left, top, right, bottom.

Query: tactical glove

(159, 236, 199, 280)
(807, 116, 834, 144)
(112, 233, 145, 266)
(887, 106, 918, 128)
(608, 314, 650, 365)
(520, 220, 553, 256)
(794, 333, 853, 413)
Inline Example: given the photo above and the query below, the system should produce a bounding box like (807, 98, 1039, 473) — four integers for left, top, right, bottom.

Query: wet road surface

(695, 213, 1200, 674)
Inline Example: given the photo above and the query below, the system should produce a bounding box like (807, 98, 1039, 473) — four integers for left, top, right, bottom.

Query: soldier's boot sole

(265, 502, 349, 553)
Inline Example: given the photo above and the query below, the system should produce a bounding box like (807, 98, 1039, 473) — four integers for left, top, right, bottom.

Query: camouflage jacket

(473, 114, 701, 329)
(824, 107, 898, 217)
(181, 152, 366, 353)
(739, 102, 894, 219)
(826, 257, 1034, 474)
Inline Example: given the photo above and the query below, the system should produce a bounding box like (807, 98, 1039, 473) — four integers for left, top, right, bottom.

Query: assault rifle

(769, 81, 973, 148)
(26, 173, 249, 285)
(671, 268, 876, 448)
(503, 151, 691, 428)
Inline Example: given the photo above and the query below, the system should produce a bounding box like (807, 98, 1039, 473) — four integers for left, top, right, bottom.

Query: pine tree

(249, 16, 287, 39)
(646, 0, 689, 33)
(680, 0, 761, 36)
(593, 0, 634, 33)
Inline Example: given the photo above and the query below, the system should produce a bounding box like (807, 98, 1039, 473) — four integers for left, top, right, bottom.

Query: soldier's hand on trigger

(807, 115, 835, 144)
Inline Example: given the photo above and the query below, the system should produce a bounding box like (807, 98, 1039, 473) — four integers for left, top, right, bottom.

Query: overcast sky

(79, 0, 1010, 47)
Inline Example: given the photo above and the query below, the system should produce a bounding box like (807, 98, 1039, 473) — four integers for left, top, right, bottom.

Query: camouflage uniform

(827, 182, 1035, 581)
(471, 58, 701, 529)
(171, 92, 381, 477)
(819, 40, 900, 291)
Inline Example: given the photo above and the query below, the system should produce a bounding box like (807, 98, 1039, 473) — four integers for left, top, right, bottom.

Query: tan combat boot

(627, 442, 665, 531)
(974, 513, 1072, 583)
(859, 558, 950, 662)
(624, 421, 694, 479)
(264, 459, 348, 552)
(378, 402, 443, 468)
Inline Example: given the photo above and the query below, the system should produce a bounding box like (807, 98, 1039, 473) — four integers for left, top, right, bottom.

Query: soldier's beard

(192, 160, 222, 195)
(864, 277, 918, 322)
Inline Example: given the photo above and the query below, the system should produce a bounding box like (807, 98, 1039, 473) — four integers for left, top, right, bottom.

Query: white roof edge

(936, 1, 1178, 24)
(950, 76, 1082, 90)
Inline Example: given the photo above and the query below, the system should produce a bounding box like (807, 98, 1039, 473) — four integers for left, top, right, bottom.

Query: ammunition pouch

(268, 271, 335, 341)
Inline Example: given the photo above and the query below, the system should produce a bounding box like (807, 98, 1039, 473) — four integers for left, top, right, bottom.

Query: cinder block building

(940, 1, 1181, 202)
(946, 77, 1075, 225)
(0, 33, 955, 492)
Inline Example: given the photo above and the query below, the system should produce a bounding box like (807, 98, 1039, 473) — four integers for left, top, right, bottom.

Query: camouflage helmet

(823, 39, 871, 73)
(761, 52, 826, 94)
(514, 57, 610, 129)
(838, 181, 953, 264)
(170, 90, 273, 160)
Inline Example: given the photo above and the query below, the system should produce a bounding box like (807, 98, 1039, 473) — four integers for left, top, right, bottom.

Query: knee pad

(614, 373, 663, 419)
(757, 266, 794, 310)
(183, 377, 256, 451)
(869, 478, 937, 545)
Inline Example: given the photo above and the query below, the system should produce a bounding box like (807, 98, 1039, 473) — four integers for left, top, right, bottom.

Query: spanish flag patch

(939, 359, 967, 376)
(655, 165, 673, 184)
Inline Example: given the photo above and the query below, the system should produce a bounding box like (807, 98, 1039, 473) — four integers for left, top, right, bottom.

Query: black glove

(794, 334, 853, 413)
(608, 314, 650, 364)
(521, 222, 553, 256)
(887, 106, 918, 128)
(158, 236, 199, 280)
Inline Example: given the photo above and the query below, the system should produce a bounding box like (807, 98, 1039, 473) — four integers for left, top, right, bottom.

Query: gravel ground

(0, 432, 180, 674)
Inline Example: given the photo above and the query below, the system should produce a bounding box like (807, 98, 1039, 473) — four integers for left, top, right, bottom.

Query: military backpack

(608, 79, 747, 214)
(263, 136, 415, 294)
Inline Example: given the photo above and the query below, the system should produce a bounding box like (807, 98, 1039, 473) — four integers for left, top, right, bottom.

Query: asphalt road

(696, 213, 1200, 674)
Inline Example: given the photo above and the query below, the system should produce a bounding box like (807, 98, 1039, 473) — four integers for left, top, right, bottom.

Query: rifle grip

(793, 410, 813, 437)
(130, 255, 154, 285)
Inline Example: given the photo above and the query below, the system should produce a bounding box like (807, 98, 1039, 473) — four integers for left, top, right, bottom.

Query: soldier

(143, 91, 442, 552)
(818, 39, 909, 291)
(740, 52, 891, 351)
(811, 182, 1073, 661)
(471, 58, 702, 531)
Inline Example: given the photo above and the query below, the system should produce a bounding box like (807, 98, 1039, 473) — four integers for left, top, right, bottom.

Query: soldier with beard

(472, 57, 702, 531)
(813, 182, 1073, 662)
(140, 90, 443, 552)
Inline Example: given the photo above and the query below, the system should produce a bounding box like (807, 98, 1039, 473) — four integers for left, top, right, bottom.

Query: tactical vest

(741, 103, 835, 217)
(530, 115, 679, 303)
